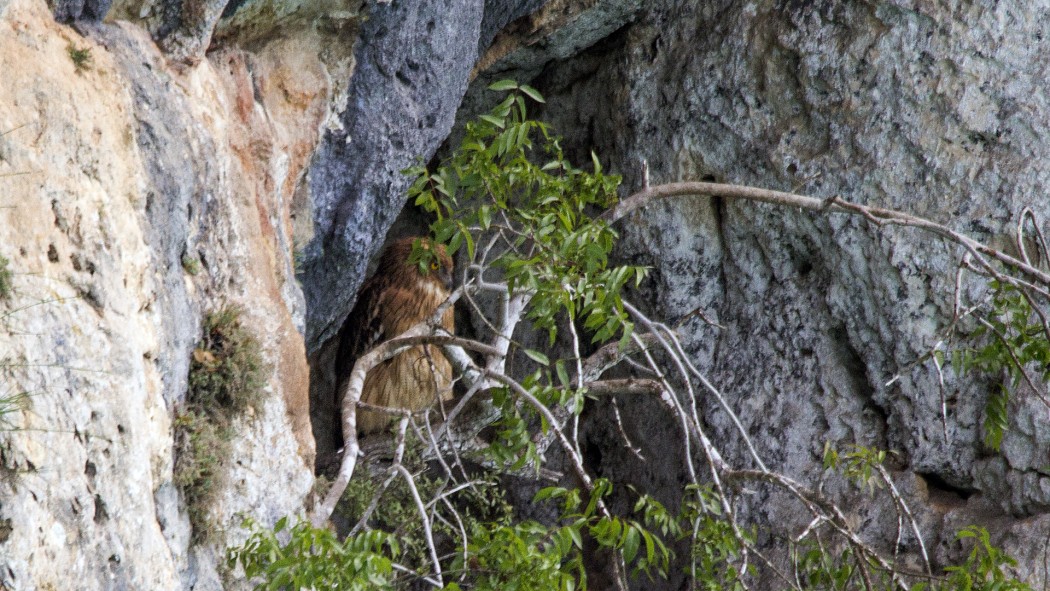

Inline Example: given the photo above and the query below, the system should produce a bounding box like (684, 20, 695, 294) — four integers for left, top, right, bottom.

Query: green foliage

(934, 526, 1032, 591)
(533, 479, 674, 581)
(230, 479, 675, 590)
(450, 520, 584, 591)
(822, 443, 889, 494)
(406, 79, 646, 347)
(173, 407, 228, 537)
(176, 304, 268, 542)
(334, 430, 514, 573)
(952, 280, 1049, 449)
(792, 542, 867, 590)
(790, 525, 1032, 591)
(485, 372, 583, 473)
(66, 44, 92, 72)
(228, 517, 400, 591)
(679, 485, 752, 590)
(188, 305, 267, 415)
(181, 254, 202, 276)
(339, 460, 513, 570)
(0, 255, 11, 300)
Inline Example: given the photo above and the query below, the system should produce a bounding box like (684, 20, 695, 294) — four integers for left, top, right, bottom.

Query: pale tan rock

(0, 0, 339, 586)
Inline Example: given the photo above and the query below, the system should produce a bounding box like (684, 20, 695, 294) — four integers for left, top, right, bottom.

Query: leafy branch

(232, 82, 1039, 590)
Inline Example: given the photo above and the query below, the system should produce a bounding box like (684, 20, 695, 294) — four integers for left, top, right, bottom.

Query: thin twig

(396, 462, 444, 587)
(876, 464, 932, 576)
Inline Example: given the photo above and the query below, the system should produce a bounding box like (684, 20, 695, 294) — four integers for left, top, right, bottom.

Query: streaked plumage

(335, 237, 455, 435)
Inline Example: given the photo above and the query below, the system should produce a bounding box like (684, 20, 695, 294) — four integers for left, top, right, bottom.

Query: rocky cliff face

(0, 0, 320, 586)
(2, 0, 1050, 588)
(514, 0, 1050, 583)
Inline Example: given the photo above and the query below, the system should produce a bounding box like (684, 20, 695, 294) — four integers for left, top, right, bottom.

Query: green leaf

(488, 79, 519, 91)
(524, 348, 551, 366)
(480, 114, 506, 129)
(519, 84, 546, 103)
(555, 360, 570, 389)
(448, 230, 463, 255)
(623, 526, 640, 564)
(568, 526, 583, 550)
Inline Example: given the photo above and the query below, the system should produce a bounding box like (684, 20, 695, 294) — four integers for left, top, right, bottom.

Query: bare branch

(579, 332, 661, 382)
(602, 181, 1050, 287)
(584, 378, 665, 397)
(396, 463, 444, 587)
(611, 398, 645, 461)
(875, 464, 932, 576)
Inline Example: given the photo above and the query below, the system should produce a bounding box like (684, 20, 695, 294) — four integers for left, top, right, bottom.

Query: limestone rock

(297, 0, 487, 352)
(481, 0, 1050, 584)
(0, 0, 320, 586)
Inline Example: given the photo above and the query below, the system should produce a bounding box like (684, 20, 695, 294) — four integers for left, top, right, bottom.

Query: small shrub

(66, 44, 92, 73)
(181, 254, 202, 276)
(229, 517, 400, 591)
(173, 408, 228, 539)
(188, 305, 267, 415)
(175, 304, 269, 542)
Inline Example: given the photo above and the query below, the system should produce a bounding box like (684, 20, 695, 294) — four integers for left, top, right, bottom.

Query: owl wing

(335, 279, 432, 377)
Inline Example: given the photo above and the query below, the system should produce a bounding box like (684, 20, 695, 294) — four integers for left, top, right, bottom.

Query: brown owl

(334, 237, 455, 435)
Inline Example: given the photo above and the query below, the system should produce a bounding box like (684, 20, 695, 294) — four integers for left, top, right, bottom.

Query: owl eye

(430, 261, 440, 271)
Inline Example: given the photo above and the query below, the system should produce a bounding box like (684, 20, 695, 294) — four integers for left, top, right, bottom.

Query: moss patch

(0, 255, 12, 300)
(66, 44, 92, 73)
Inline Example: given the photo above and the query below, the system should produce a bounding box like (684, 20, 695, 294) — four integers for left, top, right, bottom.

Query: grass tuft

(174, 304, 269, 542)
(66, 44, 92, 73)
(0, 255, 11, 300)
(188, 305, 267, 415)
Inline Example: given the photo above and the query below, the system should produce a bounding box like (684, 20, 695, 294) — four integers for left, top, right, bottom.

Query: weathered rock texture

(7, 0, 1050, 586)
(298, 1, 485, 352)
(0, 0, 322, 586)
(478, 0, 1050, 585)
(300, 0, 563, 467)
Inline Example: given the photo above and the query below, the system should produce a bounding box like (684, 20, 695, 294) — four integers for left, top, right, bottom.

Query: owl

(334, 237, 456, 435)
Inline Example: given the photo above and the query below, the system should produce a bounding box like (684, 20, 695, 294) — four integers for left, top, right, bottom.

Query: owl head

(385, 236, 454, 290)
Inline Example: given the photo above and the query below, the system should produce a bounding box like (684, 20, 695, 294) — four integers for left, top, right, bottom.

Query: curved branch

(602, 182, 1050, 287)
(312, 285, 483, 526)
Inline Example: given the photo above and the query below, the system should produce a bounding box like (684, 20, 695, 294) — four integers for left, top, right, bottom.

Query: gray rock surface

(48, 0, 110, 22)
(484, 0, 1050, 584)
(299, 0, 486, 352)
(479, 0, 548, 55)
